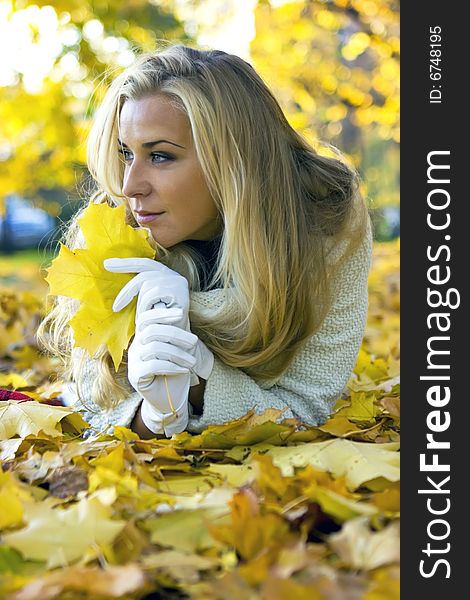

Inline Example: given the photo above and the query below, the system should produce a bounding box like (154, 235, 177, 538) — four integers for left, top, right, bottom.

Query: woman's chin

(145, 228, 181, 251)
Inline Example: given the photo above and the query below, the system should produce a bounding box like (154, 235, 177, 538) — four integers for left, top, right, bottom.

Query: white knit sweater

(63, 221, 373, 437)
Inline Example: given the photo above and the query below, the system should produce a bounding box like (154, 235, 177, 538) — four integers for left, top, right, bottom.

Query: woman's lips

(135, 212, 165, 224)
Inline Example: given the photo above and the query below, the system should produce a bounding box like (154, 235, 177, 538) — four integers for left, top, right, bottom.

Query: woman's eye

(118, 148, 172, 164)
(118, 148, 133, 162)
(151, 153, 172, 164)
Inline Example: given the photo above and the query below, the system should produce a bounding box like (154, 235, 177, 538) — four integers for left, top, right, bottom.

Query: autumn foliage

(0, 238, 400, 599)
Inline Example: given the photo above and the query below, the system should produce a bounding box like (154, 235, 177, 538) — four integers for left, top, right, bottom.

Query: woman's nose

(122, 162, 152, 198)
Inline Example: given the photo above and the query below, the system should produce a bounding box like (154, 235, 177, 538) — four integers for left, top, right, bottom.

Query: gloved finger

(134, 358, 190, 379)
(140, 323, 198, 351)
(192, 340, 215, 380)
(111, 271, 147, 312)
(104, 257, 174, 275)
(136, 307, 185, 331)
(113, 272, 189, 313)
(111, 271, 168, 312)
(140, 341, 197, 369)
(189, 371, 200, 386)
(137, 283, 182, 313)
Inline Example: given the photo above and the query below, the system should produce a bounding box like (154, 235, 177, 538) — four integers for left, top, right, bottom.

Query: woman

(38, 45, 372, 439)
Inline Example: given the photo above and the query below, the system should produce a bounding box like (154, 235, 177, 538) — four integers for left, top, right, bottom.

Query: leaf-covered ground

(0, 240, 400, 600)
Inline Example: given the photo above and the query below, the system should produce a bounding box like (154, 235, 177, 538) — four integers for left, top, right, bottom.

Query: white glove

(104, 258, 215, 435)
(104, 258, 214, 382)
(104, 258, 192, 330)
(127, 305, 197, 435)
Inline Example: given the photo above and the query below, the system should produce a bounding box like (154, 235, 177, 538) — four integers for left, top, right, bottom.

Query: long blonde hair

(38, 44, 370, 410)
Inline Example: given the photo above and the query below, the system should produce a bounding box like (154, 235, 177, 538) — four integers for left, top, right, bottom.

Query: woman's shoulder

(325, 212, 373, 269)
(319, 214, 373, 308)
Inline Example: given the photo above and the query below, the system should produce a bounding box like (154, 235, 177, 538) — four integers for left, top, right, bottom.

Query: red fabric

(0, 388, 64, 406)
(0, 388, 33, 402)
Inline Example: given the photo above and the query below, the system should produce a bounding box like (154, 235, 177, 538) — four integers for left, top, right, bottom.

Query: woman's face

(118, 94, 221, 248)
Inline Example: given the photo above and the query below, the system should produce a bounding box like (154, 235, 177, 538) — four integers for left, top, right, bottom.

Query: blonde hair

(38, 44, 370, 411)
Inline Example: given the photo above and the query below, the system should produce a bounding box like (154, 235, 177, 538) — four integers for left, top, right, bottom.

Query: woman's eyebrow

(117, 139, 185, 149)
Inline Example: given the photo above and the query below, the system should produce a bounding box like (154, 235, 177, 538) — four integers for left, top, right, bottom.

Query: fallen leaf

(316, 487, 377, 522)
(0, 471, 34, 530)
(208, 488, 295, 562)
(172, 408, 294, 449)
(46, 466, 89, 499)
(142, 549, 220, 584)
(333, 391, 379, 422)
(328, 517, 400, 570)
(248, 439, 400, 491)
(261, 576, 324, 600)
(318, 416, 363, 438)
(378, 396, 400, 419)
(0, 439, 23, 461)
(166, 486, 236, 512)
(2, 495, 126, 568)
(364, 565, 400, 599)
(372, 484, 400, 514)
(206, 463, 257, 488)
(143, 507, 230, 553)
(0, 374, 30, 389)
(7, 563, 146, 600)
(0, 400, 88, 440)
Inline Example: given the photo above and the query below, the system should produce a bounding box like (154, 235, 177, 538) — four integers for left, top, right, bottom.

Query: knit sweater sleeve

(186, 220, 373, 433)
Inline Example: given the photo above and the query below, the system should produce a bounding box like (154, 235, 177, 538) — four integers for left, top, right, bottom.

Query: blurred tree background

(0, 0, 399, 243)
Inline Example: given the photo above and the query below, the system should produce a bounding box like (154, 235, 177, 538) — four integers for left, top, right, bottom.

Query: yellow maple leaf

(333, 391, 379, 423)
(45, 203, 156, 370)
(2, 495, 126, 568)
(0, 400, 88, 440)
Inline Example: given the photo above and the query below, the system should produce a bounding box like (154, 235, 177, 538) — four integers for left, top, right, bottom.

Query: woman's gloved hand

(104, 258, 191, 329)
(104, 257, 214, 381)
(104, 258, 215, 434)
(127, 306, 196, 435)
